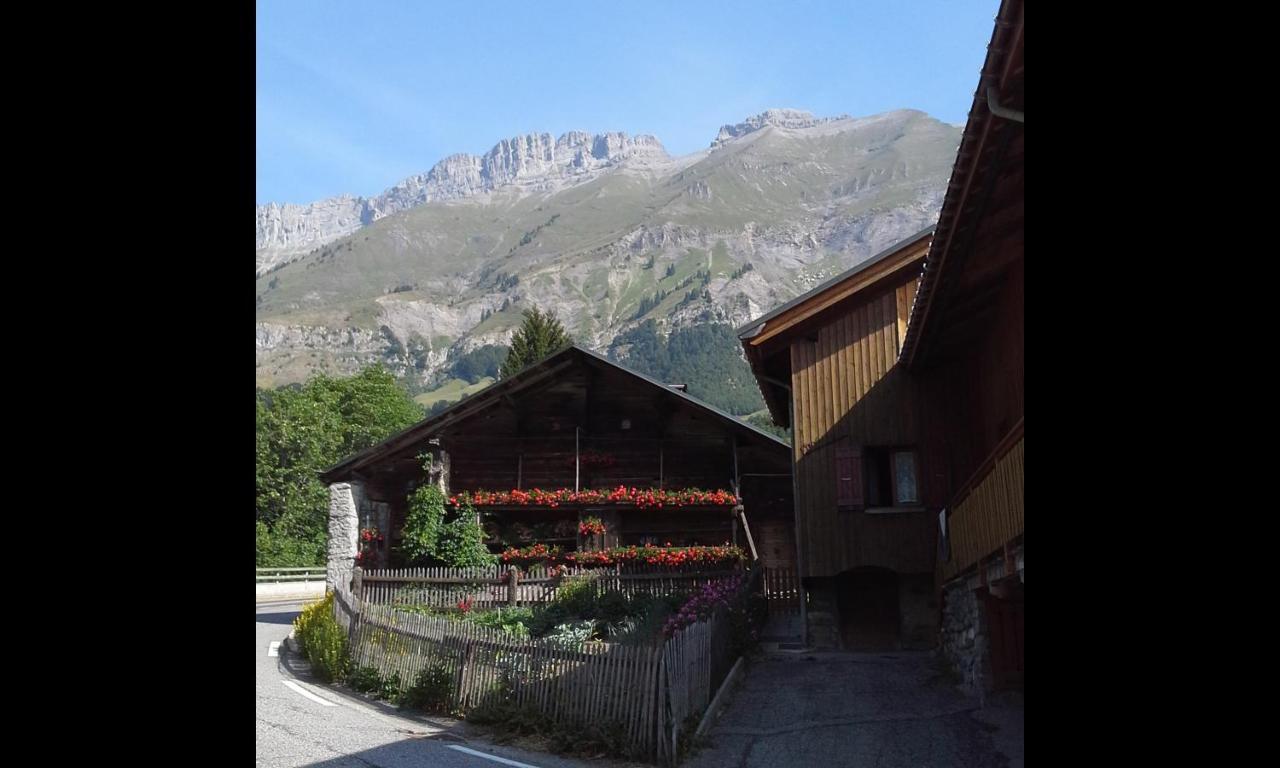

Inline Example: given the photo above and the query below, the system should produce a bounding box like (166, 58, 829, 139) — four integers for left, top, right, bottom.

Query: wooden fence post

(352, 566, 364, 605)
(456, 640, 477, 709)
(508, 566, 519, 607)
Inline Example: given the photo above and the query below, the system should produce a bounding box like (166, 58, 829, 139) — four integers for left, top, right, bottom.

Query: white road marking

(283, 680, 337, 707)
(268, 641, 281, 657)
(446, 745, 542, 767)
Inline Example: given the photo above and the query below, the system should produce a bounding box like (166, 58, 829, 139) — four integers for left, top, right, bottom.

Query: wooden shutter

(835, 446, 863, 509)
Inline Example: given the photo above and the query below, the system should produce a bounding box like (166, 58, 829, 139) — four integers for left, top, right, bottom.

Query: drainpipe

(986, 87, 1024, 123)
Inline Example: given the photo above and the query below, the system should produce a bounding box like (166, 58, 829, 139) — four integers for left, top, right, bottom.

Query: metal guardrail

(256, 567, 326, 583)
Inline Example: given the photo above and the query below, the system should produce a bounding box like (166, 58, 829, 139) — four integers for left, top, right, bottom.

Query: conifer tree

(500, 307, 572, 378)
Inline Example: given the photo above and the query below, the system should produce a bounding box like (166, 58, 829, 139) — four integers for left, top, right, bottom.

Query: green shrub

(293, 592, 350, 683)
(402, 483, 495, 567)
(348, 665, 382, 693)
(378, 670, 404, 703)
(402, 664, 454, 713)
(402, 484, 446, 564)
(545, 620, 597, 646)
(469, 607, 533, 638)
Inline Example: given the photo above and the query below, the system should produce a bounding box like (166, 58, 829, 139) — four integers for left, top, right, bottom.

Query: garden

(293, 563, 767, 763)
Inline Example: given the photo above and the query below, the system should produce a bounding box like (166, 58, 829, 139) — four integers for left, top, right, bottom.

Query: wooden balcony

(939, 423, 1024, 583)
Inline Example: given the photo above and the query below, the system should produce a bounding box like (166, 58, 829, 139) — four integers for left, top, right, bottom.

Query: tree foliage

(608, 321, 766, 415)
(256, 366, 423, 566)
(451, 344, 509, 383)
(499, 307, 572, 379)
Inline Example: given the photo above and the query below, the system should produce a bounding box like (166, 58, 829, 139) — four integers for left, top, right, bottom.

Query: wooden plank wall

(939, 434, 1023, 582)
(789, 273, 937, 578)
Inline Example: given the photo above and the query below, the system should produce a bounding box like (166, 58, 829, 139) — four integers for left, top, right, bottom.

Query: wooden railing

(939, 429, 1024, 582)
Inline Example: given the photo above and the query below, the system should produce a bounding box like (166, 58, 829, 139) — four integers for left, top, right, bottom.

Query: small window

(865, 447, 920, 509)
(892, 451, 920, 505)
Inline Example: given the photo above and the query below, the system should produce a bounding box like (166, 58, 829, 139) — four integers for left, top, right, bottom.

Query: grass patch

(413, 377, 495, 407)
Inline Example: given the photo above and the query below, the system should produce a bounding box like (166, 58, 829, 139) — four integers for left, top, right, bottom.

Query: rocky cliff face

(256, 130, 669, 275)
(711, 108, 850, 147)
(255, 108, 962, 391)
(255, 196, 372, 274)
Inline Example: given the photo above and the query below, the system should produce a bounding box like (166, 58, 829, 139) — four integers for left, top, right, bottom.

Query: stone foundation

(938, 544, 1023, 697)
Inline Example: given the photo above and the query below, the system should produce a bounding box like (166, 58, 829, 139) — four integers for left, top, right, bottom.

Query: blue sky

(257, 0, 997, 205)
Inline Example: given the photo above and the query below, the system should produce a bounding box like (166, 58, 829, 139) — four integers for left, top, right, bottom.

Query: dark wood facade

(740, 232, 937, 580)
(322, 346, 794, 566)
(903, 0, 1023, 586)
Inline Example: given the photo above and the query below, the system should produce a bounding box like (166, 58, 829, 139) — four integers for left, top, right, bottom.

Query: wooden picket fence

(357, 563, 743, 610)
(330, 565, 760, 764)
(761, 565, 802, 613)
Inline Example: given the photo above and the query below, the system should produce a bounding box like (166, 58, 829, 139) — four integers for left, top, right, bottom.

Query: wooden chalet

(739, 229, 939, 651)
(320, 345, 795, 580)
(739, 0, 1023, 691)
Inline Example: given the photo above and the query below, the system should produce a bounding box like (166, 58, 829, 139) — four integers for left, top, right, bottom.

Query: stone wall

(939, 544, 1023, 697)
(327, 481, 365, 591)
(940, 578, 990, 695)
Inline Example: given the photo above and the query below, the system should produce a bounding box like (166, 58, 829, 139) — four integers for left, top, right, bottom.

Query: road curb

(696, 655, 746, 739)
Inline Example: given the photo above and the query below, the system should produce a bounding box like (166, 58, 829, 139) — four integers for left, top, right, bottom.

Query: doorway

(835, 568, 900, 651)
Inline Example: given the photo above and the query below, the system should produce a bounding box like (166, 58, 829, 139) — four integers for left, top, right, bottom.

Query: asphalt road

(683, 650, 1020, 768)
(255, 600, 595, 768)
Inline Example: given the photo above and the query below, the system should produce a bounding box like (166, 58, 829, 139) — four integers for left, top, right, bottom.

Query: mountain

(256, 132, 668, 275)
(255, 108, 961, 398)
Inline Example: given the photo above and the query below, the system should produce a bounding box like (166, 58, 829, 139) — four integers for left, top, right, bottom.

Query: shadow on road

(257, 609, 302, 625)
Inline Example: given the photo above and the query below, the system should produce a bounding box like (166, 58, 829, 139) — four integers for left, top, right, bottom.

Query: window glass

(892, 451, 919, 504)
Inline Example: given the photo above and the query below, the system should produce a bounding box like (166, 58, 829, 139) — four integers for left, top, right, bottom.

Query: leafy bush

(469, 607, 533, 638)
(378, 670, 404, 703)
(348, 665, 382, 693)
(544, 621, 598, 646)
(402, 483, 494, 567)
(293, 592, 350, 683)
(402, 664, 454, 714)
(402, 484, 446, 564)
(435, 496, 495, 567)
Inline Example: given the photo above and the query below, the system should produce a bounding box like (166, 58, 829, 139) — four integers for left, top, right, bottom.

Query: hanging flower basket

(579, 516, 607, 536)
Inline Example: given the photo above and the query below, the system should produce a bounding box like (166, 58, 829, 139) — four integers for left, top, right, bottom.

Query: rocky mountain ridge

(255, 108, 961, 395)
(256, 130, 669, 275)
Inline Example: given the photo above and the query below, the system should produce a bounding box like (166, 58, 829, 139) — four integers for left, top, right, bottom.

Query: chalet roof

(319, 344, 788, 483)
(899, 0, 1023, 369)
(734, 225, 935, 341)
(735, 227, 934, 427)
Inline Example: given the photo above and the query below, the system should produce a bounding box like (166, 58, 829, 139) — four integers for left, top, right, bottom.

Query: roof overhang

(900, 0, 1024, 370)
(319, 344, 789, 484)
(737, 228, 934, 428)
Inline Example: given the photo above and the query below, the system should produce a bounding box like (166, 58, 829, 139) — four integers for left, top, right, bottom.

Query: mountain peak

(711, 108, 852, 147)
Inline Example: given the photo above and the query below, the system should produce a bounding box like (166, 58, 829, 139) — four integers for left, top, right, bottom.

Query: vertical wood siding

(790, 274, 935, 578)
(939, 434, 1024, 582)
